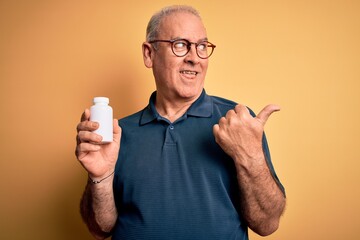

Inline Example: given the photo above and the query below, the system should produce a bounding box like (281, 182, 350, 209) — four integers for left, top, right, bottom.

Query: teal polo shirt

(113, 89, 284, 240)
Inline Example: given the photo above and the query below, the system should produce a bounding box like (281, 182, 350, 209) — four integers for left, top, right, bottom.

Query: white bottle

(90, 97, 113, 143)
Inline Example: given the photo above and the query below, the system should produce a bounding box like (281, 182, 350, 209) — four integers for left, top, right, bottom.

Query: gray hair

(146, 5, 202, 42)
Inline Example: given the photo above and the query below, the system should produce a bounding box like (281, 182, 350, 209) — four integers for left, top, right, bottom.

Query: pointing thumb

(256, 104, 281, 125)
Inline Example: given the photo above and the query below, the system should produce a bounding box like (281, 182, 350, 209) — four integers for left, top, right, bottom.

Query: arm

(80, 176, 117, 239)
(233, 143, 285, 236)
(213, 104, 286, 236)
(76, 109, 121, 239)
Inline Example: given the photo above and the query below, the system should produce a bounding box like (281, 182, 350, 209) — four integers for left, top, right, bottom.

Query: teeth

(181, 70, 197, 75)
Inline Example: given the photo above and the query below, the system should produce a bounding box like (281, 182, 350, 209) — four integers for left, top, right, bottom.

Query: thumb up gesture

(213, 104, 280, 163)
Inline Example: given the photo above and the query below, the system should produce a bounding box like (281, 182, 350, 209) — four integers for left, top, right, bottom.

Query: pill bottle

(90, 97, 113, 143)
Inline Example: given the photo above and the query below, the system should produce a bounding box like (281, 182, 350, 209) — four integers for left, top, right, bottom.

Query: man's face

(150, 12, 209, 102)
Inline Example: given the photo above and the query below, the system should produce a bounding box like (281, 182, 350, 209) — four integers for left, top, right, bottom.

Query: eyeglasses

(148, 39, 216, 59)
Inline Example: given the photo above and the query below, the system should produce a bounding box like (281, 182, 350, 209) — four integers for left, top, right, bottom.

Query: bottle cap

(93, 97, 109, 104)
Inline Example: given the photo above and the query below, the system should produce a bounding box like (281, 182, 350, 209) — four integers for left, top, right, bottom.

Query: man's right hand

(75, 109, 121, 180)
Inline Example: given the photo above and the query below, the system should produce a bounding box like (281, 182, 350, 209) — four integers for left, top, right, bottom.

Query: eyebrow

(171, 37, 209, 42)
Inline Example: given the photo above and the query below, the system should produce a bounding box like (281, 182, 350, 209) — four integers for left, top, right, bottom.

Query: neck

(155, 92, 200, 123)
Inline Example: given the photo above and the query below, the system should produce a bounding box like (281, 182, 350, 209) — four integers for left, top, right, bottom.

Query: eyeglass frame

(148, 38, 216, 59)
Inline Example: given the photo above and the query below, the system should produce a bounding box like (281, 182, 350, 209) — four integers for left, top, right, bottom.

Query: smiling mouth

(180, 70, 198, 76)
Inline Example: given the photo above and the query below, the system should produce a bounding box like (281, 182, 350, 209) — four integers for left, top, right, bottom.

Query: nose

(184, 44, 200, 65)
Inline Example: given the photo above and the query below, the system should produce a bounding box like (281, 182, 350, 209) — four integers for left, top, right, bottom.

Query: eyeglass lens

(171, 40, 214, 59)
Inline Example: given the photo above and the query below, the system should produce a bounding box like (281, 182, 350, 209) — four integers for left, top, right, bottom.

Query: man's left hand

(213, 104, 280, 164)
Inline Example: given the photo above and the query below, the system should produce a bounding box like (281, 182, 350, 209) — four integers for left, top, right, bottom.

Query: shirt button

(169, 125, 174, 130)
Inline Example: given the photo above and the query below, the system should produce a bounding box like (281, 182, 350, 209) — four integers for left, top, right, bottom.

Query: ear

(142, 42, 153, 68)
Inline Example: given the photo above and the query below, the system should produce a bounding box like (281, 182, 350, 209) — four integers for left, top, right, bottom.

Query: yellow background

(1, 0, 359, 239)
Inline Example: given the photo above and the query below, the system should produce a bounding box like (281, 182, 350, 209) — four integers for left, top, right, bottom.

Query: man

(76, 5, 286, 240)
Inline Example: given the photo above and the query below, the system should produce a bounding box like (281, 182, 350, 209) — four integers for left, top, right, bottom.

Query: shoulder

(208, 94, 256, 117)
(205, 94, 236, 118)
(210, 95, 238, 108)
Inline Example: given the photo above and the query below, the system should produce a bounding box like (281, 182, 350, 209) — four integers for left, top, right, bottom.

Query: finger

(113, 119, 122, 142)
(77, 142, 101, 153)
(76, 143, 101, 159)
(76, 120, 99, 132)
(80, 109, 90, 122)
(76, 121, 99, 146)
(212, 124, 220, 141)
(113, 119, 120, 134)
(217, 116, 227, 127)
(256, 104, 281, 125)
(213, 123, 219, 134)
(234, 104, 250, 116)
(225, 109, 236, 119)
(78, 131, 103, 144)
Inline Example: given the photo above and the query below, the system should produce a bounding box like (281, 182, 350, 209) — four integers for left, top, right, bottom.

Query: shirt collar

(140, 89, 213, 125)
